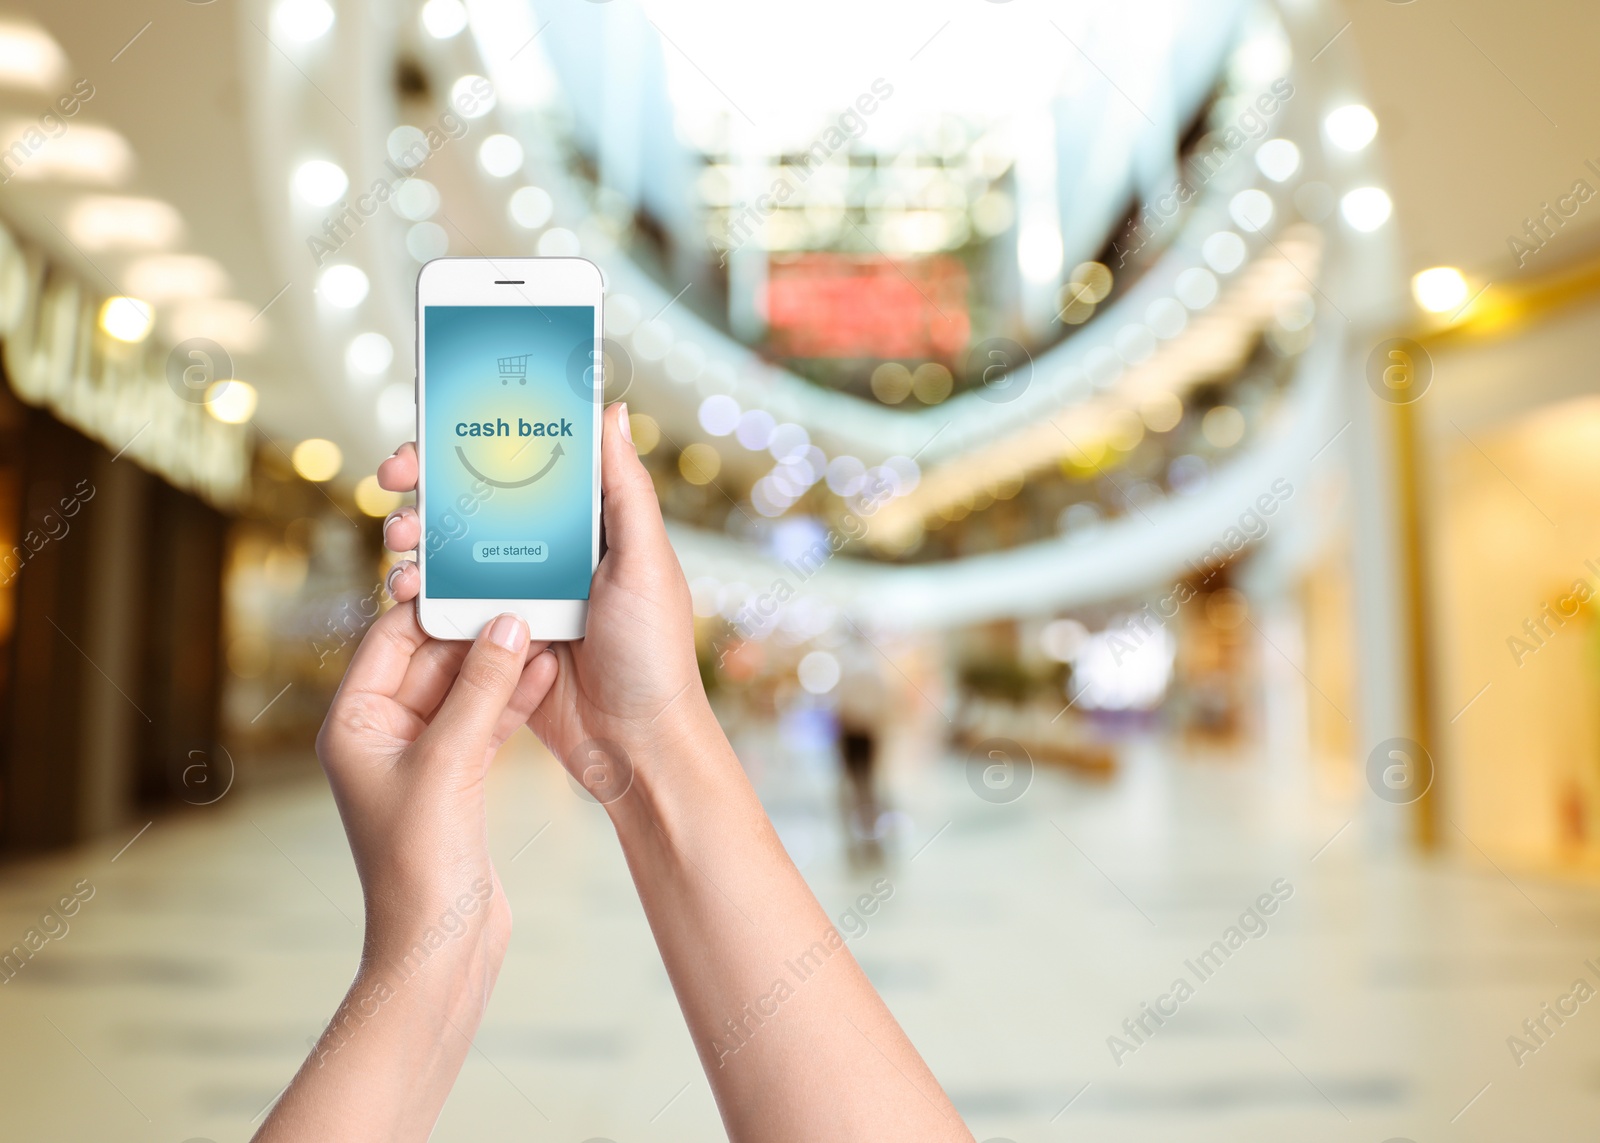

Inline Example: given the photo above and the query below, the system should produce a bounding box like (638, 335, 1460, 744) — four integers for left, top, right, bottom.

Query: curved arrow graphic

(456, 442, 564, 489)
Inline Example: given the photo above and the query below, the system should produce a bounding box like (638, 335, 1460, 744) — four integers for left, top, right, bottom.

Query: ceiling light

(1232, 28, 1292, 86)
(124, 254, 229, 302)
(354, 474, 402, 517)
(1202, 405, 1245, 448)
(1228, 188, 1274, 233)
(405, 222, 448, 262)
(1254, 138, 1300, 183)
(1412, 266, 1469, 314)
(698, 394, 740, 436)
(273, 0, 335, 42)
(1340, 186, 1392, 232)
(478, 134, 523, 178)
(1018, 222, 1064, 284)
(164, 298, 269, 354)
(65, 195, 183, 251)
(421, 0, 468, 39)
(318, 264, 369, 308)
(1324, 104, 1378, 152)
(1139, 392, 1183, 433)
(0, 121, 132, 184)
(536, 227, 579, 257)
(1174, 267, 1218, 310)
(1041, 618, 1089, 663)
(451, 75, 495, 119)
(825, 456, 865, 496)
(0, 22, 64, 90)
(509, 186, 553, 229)
(392, 178, 439, 220)
(99, 296, 154, 342)
(678, 443, 721, 485)
(292, 437, 343, 482)
(1201, 231, 1246, 274)
(205, 379, 258, 424)
(345, 331, 394, 377)
(797, 651, 841, 694)
(292, 159, 348, 206)
(386, 125, 428, 170)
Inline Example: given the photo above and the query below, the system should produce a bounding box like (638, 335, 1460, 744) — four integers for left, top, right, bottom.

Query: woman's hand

(256, 606, 558, 1143)
(378, 403, 711, 797)
(367, 401, 972, 1143)
(316, 603, 555, 954)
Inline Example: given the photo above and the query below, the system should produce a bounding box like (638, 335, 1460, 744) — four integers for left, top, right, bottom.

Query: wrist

(602, 698, 759, 846)
(362, 876, 510, 988)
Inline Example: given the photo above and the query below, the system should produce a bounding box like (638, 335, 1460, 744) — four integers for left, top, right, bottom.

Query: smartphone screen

(421, 304, 596, 600)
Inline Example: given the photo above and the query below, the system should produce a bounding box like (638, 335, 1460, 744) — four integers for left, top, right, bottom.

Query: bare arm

(254, 606, 554, 1142)
(376, 403, 971, 1141)
(606, 705, 969, 1142)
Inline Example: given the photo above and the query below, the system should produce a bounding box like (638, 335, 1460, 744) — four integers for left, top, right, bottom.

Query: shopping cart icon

(497, 353, 531, 385)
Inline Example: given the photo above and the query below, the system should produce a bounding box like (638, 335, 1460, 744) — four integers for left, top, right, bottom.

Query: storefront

(0, 221, 251, 852)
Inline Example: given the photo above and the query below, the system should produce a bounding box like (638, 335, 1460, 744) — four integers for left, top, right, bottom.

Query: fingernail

(487, 613, 527, 652)
(384, 563, 405, 596)
(618, 404, 633, 445)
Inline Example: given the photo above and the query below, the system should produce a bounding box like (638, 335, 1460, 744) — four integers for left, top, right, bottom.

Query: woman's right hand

(377, 402, 712, 796)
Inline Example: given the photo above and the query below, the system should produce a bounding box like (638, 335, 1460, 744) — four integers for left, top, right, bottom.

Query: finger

(601, 403, 670, 560)
(382, 507, 419, 553)
(393, 637, 467, 718)
(337, 601, 430, 700)
(487, 648, 558, 757)
(377, 442, 417, 493)
(419, 614, 533, 758)
(384, 560, 419, 603)
(395, 635, 546, 724)
(523, 642, 581, 755)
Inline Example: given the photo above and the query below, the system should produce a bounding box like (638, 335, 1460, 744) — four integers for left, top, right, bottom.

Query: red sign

(763, 253, 970, 362)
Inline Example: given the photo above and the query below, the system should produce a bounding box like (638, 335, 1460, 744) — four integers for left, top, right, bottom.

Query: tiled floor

(2, 727, 1598, 1142)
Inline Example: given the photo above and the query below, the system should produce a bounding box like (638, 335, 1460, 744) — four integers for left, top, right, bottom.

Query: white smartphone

(414, 257, 603, 641)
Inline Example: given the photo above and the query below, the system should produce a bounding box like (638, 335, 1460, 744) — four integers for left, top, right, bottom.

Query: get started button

(473, 541, 549, 562)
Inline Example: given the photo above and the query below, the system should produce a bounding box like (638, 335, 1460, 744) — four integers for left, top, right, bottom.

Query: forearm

(254, 912, 507, 1143)
(609, 703, 971, 1143)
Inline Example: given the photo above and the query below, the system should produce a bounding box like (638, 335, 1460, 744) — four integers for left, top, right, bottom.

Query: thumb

(602, 403, 672, 559)
(420, 614, 531, 759)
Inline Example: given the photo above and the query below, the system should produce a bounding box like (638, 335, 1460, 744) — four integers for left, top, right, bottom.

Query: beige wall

(1426, 301, 1600, 864)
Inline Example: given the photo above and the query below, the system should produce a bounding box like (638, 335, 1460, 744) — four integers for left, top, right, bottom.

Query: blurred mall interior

(1, 0, 1599, 1139)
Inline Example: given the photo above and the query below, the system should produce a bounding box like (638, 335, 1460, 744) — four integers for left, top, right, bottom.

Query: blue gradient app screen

(423, 305, 596, 600)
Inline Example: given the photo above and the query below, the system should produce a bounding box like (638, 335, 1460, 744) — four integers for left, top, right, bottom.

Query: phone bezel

(414, 256, 604, 642)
